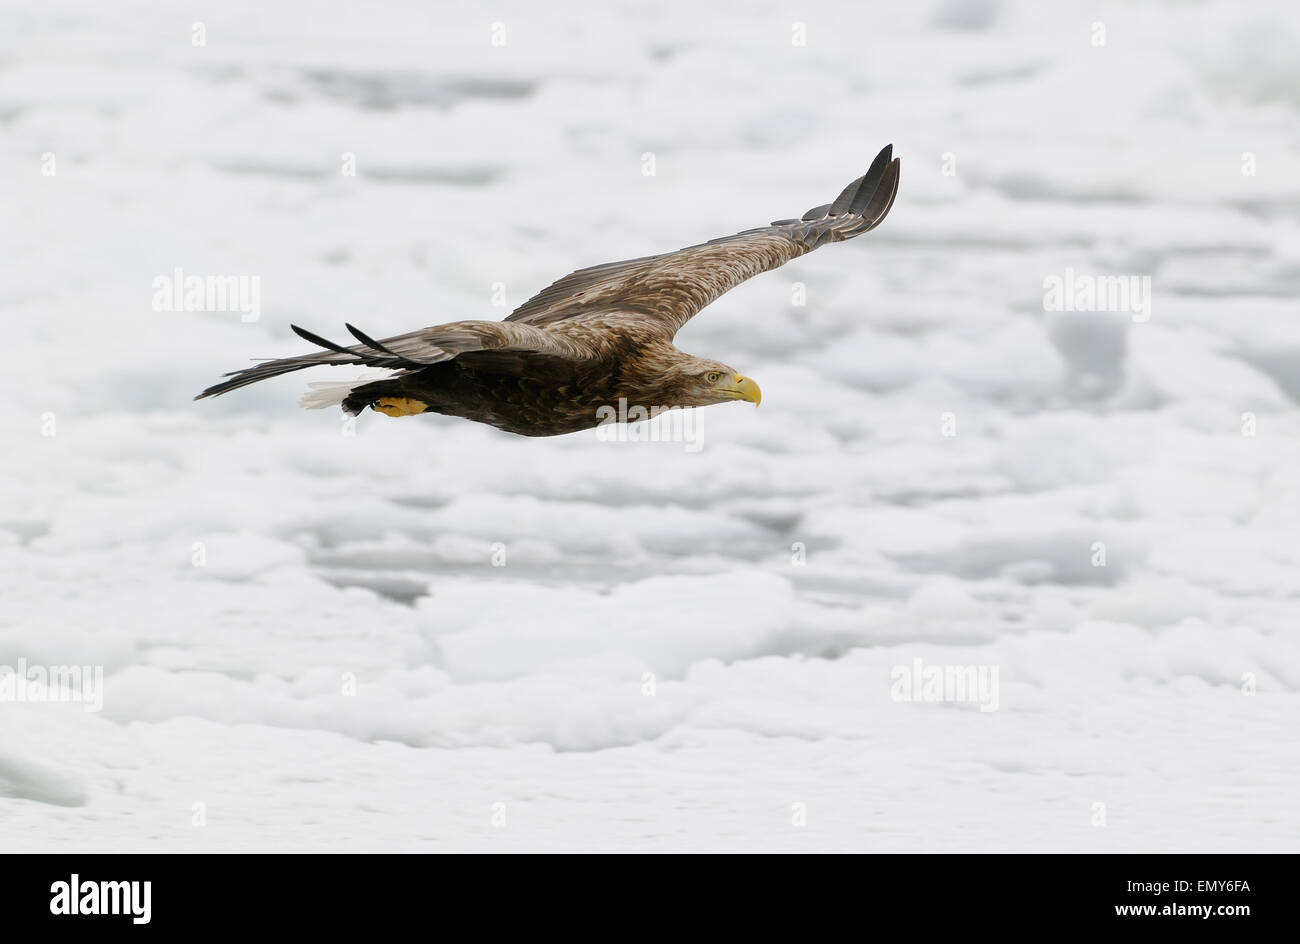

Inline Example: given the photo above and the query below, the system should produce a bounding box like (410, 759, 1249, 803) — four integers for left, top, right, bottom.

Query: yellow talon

(373, 397, 428, 417)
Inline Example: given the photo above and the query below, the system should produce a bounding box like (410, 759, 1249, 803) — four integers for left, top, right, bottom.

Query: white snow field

(2, 0, 1299, 851)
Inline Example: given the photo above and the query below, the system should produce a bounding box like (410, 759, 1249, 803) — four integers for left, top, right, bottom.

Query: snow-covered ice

(2, 0, 1298, 851)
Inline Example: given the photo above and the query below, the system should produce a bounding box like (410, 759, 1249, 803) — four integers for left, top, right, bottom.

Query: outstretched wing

(194, 320, 595, 400)
(506, 144, 900, 337)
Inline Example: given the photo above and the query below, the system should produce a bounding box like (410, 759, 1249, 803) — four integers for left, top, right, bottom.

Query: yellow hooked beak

(720, 373, 762, 407)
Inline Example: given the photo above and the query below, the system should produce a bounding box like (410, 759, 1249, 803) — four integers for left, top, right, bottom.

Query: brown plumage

(195, 145, 900, 436)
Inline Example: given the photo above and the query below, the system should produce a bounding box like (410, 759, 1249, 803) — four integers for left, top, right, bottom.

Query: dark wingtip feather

(345, 322, 397, 357)
(831, 144, 894, 217)
(197, 324, 381, 402)
(851, 154, 898, 217)
(858, 158, 900, 231)
(345, 322, 427, 367)
(782, 145, 899, 246)
(291, 323, 355, 357)
(801, 202, 833, 222)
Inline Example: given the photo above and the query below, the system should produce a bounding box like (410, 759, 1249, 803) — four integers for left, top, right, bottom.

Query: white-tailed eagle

(196, 145, 900, 436)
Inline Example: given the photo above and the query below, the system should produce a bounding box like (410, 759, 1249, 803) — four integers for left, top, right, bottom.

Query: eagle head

(663, 357, 762, 408)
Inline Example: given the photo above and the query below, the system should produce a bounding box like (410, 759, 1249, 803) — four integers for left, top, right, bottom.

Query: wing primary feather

(827, 176, 865, 216)
(344, 323, 427, 367)
(851, 154, 898, 217)
(833, 144, 894, 216)
(858, 159, 901, 231)
(290, 323, 360, 358)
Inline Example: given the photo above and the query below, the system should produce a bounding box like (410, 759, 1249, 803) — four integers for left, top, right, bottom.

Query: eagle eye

(705, 371, 722, 384)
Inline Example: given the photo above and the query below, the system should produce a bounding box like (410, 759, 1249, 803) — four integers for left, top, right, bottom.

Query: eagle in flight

(196, 145, 900, 436)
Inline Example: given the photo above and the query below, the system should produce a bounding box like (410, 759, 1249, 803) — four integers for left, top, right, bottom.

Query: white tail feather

(298, 371, 392, 409)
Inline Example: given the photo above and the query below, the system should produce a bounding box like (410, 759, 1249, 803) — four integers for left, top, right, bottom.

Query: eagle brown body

(345, 326, 681, 437)
(196, 146, 901, 437)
